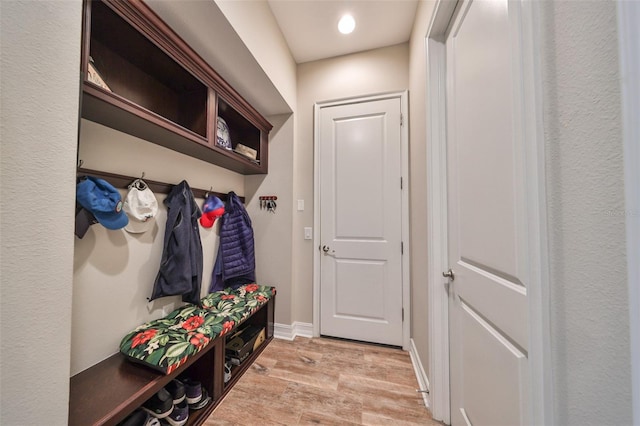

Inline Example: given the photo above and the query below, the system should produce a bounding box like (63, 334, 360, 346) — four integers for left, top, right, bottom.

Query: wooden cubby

(222, 299, 271, 392)
(80, 0, 272, 174)
(68, 295, 275, 426)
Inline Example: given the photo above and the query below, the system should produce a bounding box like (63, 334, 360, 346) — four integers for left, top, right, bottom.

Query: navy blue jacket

(151, 181, 203, 304)
(209, 192, 255, 292)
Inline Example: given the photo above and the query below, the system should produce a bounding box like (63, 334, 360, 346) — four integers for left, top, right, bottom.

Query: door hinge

(402, 308, 405, 321)
(400, 177, 403, 189)
(400, 113, 404, 127)
(401, 241, 404, 254)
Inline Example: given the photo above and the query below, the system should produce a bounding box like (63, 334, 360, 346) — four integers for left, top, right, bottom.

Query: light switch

(297, 199, 305, 211)
(304, 227, 312, 240)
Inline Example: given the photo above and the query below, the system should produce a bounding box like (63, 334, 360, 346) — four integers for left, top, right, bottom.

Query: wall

(540, 1, 632, 424)
(214, 0, 297, 112)
(245, 114, 295, 326)
(408, 0, 438, 383)
(0, 1, 82, 424)
(295, 44, 410, 323)
(71, 120, 245, 374)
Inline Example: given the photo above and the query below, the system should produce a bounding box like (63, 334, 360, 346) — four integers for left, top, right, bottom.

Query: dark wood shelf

(80, 0, 272, 175)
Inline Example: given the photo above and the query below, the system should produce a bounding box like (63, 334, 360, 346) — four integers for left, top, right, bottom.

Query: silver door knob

(322, 245, 330, 253)
(442, 269, 455, 280)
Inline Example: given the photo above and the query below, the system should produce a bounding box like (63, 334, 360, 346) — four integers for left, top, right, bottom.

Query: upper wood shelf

(80, 0, 272, 175)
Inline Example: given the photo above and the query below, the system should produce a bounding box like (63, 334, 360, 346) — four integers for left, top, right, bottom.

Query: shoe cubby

(80, 0, 272, 174)
(222, 303, 273, 392)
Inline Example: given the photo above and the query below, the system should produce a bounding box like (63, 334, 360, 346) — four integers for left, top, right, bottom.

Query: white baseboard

(274, 322, 314, 341)
(409, 338, 431, 409)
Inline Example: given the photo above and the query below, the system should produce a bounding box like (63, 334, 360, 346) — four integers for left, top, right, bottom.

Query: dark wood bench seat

(69, 285, 275, 425)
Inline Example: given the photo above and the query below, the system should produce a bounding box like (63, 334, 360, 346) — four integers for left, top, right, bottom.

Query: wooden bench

(69, 285, 275, 425)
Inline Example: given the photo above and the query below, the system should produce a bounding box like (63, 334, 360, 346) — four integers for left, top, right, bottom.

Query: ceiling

(267, 0, 420, 64)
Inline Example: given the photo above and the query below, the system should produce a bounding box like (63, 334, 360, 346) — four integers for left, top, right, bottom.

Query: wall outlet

(304, 227, 312, 240)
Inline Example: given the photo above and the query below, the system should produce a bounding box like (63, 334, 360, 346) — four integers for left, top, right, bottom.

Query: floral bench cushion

(119, 284, 275, 374)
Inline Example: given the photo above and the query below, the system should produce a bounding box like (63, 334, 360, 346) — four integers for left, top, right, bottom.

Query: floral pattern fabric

(120, 284, 275, 374)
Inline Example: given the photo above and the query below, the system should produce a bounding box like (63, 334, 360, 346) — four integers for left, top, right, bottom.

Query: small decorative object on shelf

(216, 117, 232, 150)
(234, 143, 257, 161)
(87, 56, 111, 92)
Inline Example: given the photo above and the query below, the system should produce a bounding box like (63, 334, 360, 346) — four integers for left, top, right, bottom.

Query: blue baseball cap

(76, 176, 129, 230)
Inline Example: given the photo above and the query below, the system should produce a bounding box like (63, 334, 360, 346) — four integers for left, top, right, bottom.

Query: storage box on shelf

(81, 0, 271, 174)
(68, 286, 275, 426)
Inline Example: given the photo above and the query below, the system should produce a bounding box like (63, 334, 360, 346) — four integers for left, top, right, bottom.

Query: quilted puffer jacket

(209, 192, 255, 292)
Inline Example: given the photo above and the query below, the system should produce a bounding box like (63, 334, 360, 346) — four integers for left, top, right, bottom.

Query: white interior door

(446, 1, 530, 424)
(318, 97, 403, 347)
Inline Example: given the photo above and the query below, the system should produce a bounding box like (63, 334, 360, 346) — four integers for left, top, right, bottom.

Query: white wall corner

(274, 323, 295, 340)
(274, 322, 314, 341)
(618, 0, 640, 422)
(410, 338, 431, 410)
(292, 321, 314, 339)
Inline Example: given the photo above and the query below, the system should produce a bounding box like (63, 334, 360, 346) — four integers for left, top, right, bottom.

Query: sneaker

(161, 401, 189, 426)
(119, 409, 148, 426)
(224, 362, 232, 384)
(181, 378, 202, 405)
(165, 379, 186, 404)
(142, 388, 174, 419)
(189, 387, 211, 411)
(146, 418, 161, 426)
(120, 410, 162, 426)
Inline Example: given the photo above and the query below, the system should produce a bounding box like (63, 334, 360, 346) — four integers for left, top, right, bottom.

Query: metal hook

(140, 171, 145, 180)
(77, 159, 84, 169)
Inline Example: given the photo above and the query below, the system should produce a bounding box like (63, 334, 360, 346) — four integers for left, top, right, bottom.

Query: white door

(318, 97, 403, 347)
(446, 1, 530, 424)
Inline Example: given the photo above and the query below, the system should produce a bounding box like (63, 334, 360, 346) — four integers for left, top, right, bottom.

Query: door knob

(321, 245, 335, 255)
(442, 269, 455, 280)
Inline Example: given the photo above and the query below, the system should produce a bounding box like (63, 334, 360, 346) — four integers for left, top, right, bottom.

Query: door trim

(425, 1, 454, 421)
(425, 0, 553, 424)
(313, 91, 411, 350)
(618, 1, 640, 421)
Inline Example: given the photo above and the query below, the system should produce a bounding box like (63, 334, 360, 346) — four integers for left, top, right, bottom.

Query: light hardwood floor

(205, 336, 440, 425)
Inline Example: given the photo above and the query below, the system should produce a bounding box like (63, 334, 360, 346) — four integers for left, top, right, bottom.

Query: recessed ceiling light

(338, 14, 356, 35)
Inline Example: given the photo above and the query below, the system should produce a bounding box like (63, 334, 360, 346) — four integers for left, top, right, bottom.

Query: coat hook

(140, 171, 145, 179)
(77, 159, 84, 169)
